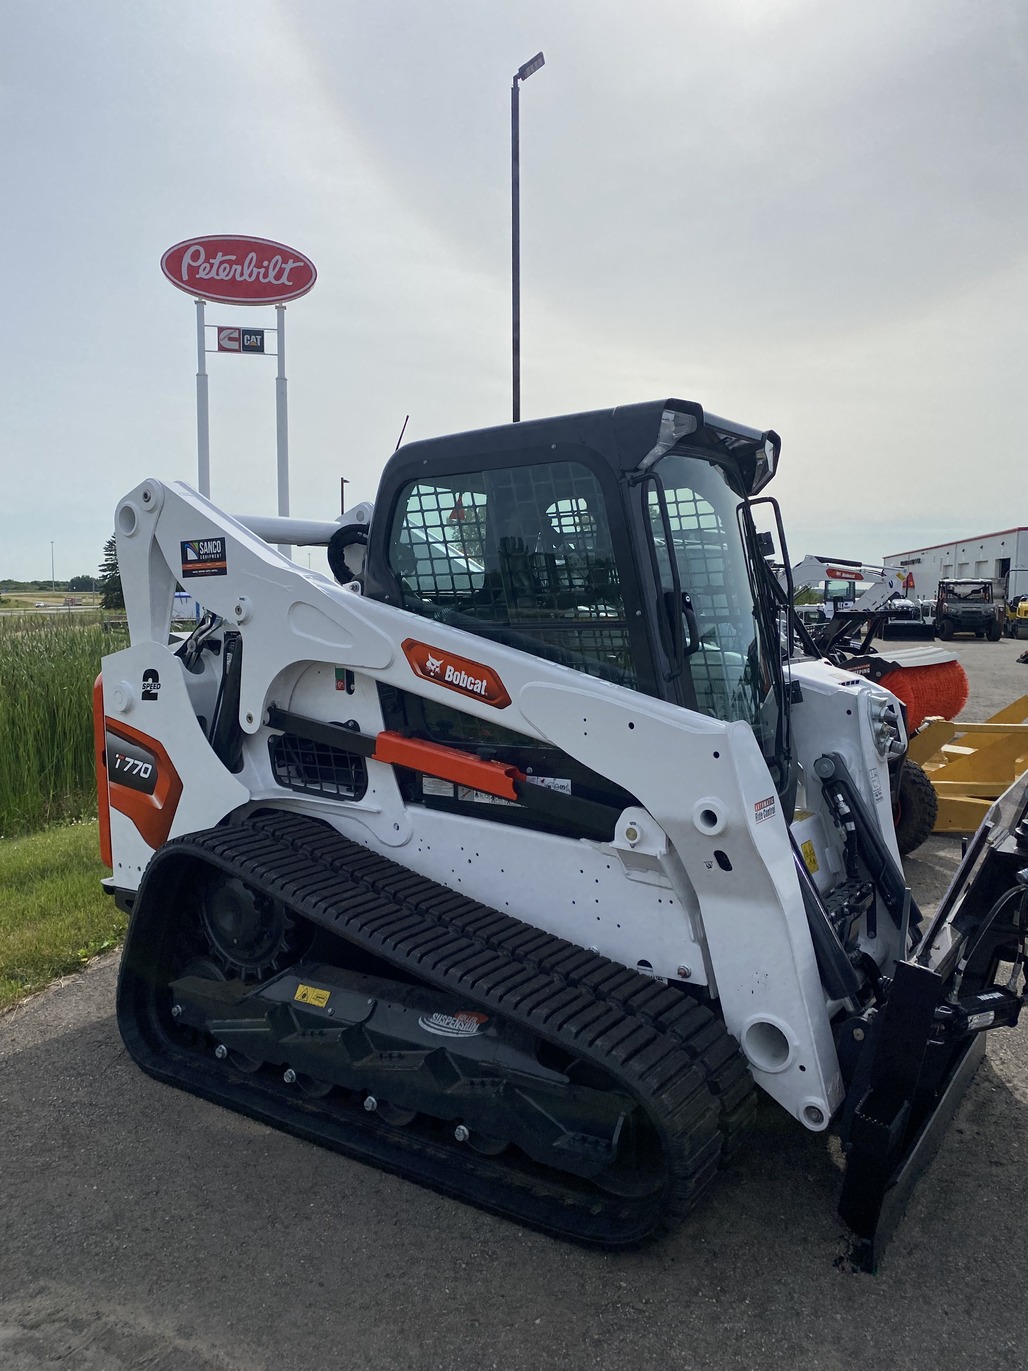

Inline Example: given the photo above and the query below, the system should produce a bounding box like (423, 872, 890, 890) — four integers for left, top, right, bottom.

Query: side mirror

(756, 530, 775, 558)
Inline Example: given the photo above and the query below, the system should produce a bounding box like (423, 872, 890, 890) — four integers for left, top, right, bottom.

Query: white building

(884, 527, 1028, 604)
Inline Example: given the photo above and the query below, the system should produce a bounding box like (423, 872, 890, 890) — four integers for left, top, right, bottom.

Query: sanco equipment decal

(181, 538, 227, 578)
(402, 639, 511, 709)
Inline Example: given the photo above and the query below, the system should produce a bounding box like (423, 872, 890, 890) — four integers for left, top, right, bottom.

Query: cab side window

(389, 461, 636, 687)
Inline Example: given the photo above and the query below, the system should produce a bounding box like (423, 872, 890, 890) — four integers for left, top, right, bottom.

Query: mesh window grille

(652, 484, 734, 623)
(269, 733, 368, 802)
(393, 461, 635, 686)
(648, 479, 760, 725)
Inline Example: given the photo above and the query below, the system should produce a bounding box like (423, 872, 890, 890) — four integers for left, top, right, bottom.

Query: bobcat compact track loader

(97, 400, 1028, 1268)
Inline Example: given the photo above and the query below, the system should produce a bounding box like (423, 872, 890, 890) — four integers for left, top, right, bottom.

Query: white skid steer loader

(96, 400, 1027, 1268)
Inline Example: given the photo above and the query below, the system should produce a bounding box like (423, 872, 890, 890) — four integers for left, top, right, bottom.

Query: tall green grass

(0, 616, 124, 835)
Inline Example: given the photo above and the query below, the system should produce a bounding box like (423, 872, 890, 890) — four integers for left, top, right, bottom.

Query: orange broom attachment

(878, 655, 969, 732)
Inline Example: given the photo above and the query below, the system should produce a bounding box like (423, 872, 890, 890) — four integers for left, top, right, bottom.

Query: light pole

(511, 51, 545, 423)
(50, 541, 55, 595)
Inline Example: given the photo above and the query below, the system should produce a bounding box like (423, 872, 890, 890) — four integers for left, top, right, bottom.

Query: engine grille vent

(269, 733, 368, 803)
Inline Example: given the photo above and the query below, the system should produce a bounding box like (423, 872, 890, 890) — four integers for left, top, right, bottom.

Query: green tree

(98, 535, 124, 610)
(68, 574, 96, 592)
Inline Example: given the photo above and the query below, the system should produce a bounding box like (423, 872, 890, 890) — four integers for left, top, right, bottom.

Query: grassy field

(0, 615, 127, 1011)
(0, 614, 123, 834)
(0, 820, 121, 1012)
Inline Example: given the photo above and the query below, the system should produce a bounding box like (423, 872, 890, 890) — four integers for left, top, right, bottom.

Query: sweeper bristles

(879, 660, 970, 732)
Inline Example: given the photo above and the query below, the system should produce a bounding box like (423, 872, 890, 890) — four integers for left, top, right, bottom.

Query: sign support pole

(195, 298, 210, 497)
(275, 304, 291, 557)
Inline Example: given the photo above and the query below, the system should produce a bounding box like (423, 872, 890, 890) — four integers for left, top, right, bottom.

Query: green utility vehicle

(935, 579, 1003, 641)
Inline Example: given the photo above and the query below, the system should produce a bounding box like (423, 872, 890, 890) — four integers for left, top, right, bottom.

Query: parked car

(795, 604, 828, 628)
(880, 595, 935, 640)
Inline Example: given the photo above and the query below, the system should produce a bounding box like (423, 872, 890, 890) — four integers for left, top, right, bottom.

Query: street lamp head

(516, 52, 545, 83)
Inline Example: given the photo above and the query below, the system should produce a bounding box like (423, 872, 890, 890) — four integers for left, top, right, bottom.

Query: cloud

(3, 0, 1026, 583)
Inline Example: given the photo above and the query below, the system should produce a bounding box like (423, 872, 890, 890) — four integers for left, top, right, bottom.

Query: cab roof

(383, 399, 781, 499)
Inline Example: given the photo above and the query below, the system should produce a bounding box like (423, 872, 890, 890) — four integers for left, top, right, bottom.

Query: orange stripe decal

(373, 731, 524, 801)
(104, 719, 184, 852)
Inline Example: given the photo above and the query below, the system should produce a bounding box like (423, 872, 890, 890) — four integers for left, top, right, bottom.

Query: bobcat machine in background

(1004, 595, 1028, 640)
(96, 400, 1028, 1270)
(785, 556, 970, 855)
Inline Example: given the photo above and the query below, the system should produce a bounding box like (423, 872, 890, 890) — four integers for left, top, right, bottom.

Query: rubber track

(123, 810, 756, 1244)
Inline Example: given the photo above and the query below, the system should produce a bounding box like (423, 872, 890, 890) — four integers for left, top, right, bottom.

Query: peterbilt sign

(161, 235, 316, 305)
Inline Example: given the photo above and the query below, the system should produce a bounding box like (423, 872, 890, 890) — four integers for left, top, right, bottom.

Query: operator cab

(357, 400, 792, 829)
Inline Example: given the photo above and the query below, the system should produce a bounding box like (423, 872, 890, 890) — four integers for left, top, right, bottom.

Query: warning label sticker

(422, 776, 455, 798)
(800, 839, 820, 874)
(180, 537, 227, 578)
(294, 983, 331, 1008)
(457, 787, 516, 807)
(525, 776, 572, 794)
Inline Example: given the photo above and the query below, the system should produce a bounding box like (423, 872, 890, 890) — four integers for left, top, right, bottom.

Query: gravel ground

(2, 638, 1026, 1371)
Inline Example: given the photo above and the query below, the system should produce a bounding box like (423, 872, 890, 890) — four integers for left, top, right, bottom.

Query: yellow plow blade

(908, 695, 1028, 834)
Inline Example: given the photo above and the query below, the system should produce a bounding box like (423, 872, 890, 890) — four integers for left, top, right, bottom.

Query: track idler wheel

(292, 1072, 334, 1098)
(366, 1098, 418, 1128)
(465, 1132, 508, 1157)
(200, 876, 301, 979)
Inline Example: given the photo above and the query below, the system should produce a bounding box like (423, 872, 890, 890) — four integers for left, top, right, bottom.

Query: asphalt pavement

(2, 637, 1027, 1371)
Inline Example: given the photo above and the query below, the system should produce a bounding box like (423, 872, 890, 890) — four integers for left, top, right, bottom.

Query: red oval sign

(160, 235, 317, 305)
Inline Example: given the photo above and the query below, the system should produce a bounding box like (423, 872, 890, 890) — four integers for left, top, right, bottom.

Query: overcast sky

(3, 0, 1026, 582)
